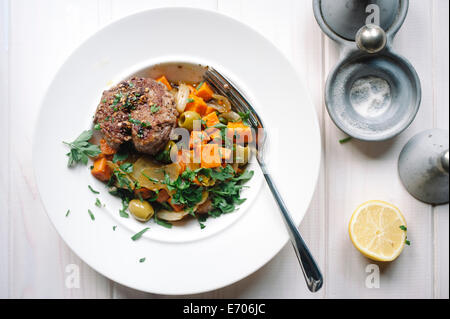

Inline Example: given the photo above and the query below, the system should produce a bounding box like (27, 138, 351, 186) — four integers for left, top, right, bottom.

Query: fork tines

(203, 67, 262, 129)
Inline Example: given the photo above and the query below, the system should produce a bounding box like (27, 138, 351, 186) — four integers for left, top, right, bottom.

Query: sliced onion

(175, 83, 191, 113)
(131, 156, 181, 192)
(221, 111, 241, 123)
(156, 191, 209, 221)
(211, 94, 232, 113)
(156, 210, 189, 221)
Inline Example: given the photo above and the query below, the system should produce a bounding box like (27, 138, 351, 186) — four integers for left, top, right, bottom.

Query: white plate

(33, 7, 321, 295)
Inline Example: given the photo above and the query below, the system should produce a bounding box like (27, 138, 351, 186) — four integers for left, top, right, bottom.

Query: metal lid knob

(356, 24, 387, 53)
(441, 150, 449, 173)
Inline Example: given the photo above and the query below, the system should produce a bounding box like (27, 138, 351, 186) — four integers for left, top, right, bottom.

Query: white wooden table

(0, 0, 448, 299)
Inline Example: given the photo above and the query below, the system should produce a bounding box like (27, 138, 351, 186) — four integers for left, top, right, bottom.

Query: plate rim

(32, 6, 322, 295)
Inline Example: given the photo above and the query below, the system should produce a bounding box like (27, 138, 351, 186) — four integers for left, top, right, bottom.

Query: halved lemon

(349, 200, 407, 262)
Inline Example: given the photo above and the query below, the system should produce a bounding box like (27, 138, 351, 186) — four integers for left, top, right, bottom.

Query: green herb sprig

(63, 130, 101, 167)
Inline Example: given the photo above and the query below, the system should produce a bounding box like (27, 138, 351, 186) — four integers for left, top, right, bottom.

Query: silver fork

(204, 67, 323, 293)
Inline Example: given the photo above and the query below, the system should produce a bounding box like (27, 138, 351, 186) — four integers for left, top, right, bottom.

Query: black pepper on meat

(94, 77, 178, 154)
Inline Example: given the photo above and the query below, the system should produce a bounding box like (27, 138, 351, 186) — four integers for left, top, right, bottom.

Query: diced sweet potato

(185, 95, 207, 116)
(100, 139, 117, 156)
(156, 75, 172, 91)
(195, 82, 214, 101)
(134, 187, 154, 200)
(227, 122, 253, 143)
(189, 131, 210, 149)
(202, 112, 220, 128)
(168, 197, 185, 212)
(91, 157, 112, 182)
(201, 144, 221, 168)
(156, 189, 171, 203)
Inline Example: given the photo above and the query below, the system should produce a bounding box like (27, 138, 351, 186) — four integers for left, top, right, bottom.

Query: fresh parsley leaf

(88, 209, 95, 221)
(238, 111, 251, 126)
(139, 257, 146, 263)
(119, 163, 133, 173)
(150, 104, 160, 113)
(196, 81, 204, 90)
(232, 170, 254, 183)
(405, 239, 411, 246)
(339, 137, 353, 144)
(212, 123, 228, 129)
(119, 199, 130, 218)
(63, 130, 101, 167)
(131, 228, 150, 241)
(88, 185, 100, 194)
(399, 225, 407, 231)
(154, 214, 173, 229)
(113, 151, 128, 163)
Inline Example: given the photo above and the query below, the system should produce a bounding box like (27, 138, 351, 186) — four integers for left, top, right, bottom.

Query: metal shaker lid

(313, 0, 409, 43)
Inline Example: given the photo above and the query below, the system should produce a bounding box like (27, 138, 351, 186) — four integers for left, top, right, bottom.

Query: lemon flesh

(349, 200, 407, 262)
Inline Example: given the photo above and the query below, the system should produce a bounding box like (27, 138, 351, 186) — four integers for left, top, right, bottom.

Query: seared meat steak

(94, 77, 178, 154)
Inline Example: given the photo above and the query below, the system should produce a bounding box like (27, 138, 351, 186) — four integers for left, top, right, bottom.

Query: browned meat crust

(94, 77, 178, 154)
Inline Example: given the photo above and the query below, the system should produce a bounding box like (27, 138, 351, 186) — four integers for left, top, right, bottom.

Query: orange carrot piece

(168, 198, 185, 212)
(202, 112, 220, 128)
(156, 75, 172, 91)
(100, 139, 117, 156)
(227, 121, 253, 143)
(91, 157, 112, 182)
(205, 127, 222, 141)
(204, 106, 216, 115)
(156, 189, 170, 203)
(195, 82, 214, 101)
(134, 187, 154, 200)
(185, 95, 207, 116)
(190, 131, 210, 149)
(201, 144, 221, 168)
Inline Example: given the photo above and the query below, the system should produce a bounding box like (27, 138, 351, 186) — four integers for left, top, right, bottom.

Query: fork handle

(260, 163, 323, 292)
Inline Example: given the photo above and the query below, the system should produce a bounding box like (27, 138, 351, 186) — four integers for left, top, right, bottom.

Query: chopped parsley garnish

(95, 198, 102, 208)
(63, 130, 101, 167)
(88, 185, 100, 194)
(113, 149, 129, 163)
(139, 257, 146, 263)
(238, 111, 251, 126)
(88, 209, 95, 221)
(119, 199, 130, 218)
(94, 123, 101, 130)
(131, 228, 150, 241)
(65, 209, 70, 217)
(154, 213, 172, 229)
(112, 93, 123, 106)
(399, 225, 407, 231)
(339, 137, 353, 144)
(113, 169, 133, 191)
(113, 226, 117, 231)
(150, 104, 160, 113)
(196, 81, 204, 90)
(186, 98, 195, 104)
(128, 116, 151, 128)
(405, 239, 411, 246)
(119, 162, 133, 173)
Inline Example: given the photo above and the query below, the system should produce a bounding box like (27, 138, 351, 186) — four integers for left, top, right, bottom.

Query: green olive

(178, 111, 202, 131)
(129, 199, 154, 222)
(234, 145, 250, 166)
